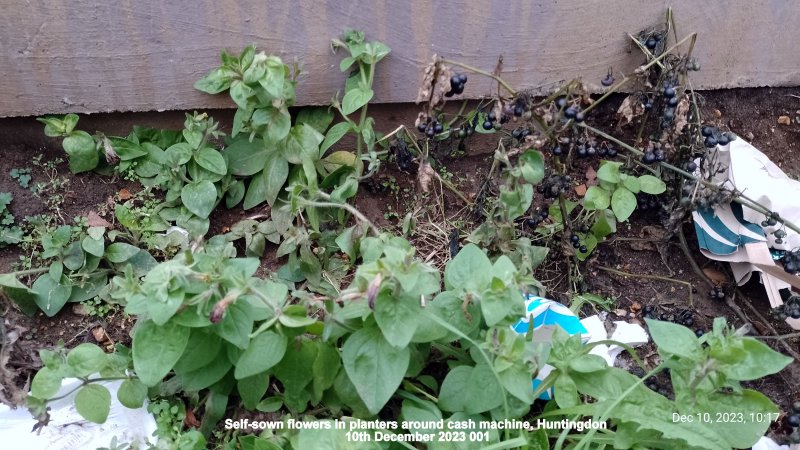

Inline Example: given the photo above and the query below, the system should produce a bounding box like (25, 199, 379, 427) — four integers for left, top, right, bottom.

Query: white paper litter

(579, 315, 649, 366)
(0, 377, 157, 449)
(694, 137, 800, 330)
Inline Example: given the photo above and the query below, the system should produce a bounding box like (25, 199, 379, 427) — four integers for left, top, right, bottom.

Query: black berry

(564, 107, 577, 119)
(579, 245, 587, 253)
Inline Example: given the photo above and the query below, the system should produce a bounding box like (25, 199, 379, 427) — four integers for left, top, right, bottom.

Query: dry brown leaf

(91, 326, 110, 344)
(585, 166, 597, 187)
(616, 95, 644, 127)
(630, 301, 642, 312)
(417, 161, 434, 193)
(574, 184, 587, 197)
(87, 211, 111, 228)
(118, 188, 133, 200)
(778, 115, 792, 125)
(184, 408, 201, 428)
(672, 95, 690, 135)
(702, 266, 728, 285)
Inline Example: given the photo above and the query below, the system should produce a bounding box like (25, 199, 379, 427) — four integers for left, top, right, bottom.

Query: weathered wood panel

(2, 0, 799, 117)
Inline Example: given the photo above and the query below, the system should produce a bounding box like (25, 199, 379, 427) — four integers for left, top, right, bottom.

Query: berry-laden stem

(442, 59, 518, 96)
(581, 32, 697, 117)
(579, 123, 800, 235)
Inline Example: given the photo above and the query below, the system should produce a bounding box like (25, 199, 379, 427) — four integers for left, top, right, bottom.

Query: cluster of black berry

(445, 73, 468, 97)
(709, 286, 726, 300)
(416, 117, 444, 138)
(642, 147, 666, 164)
(658, 81, 680, 129)
(555, 97, 585, 122)
(525, 209, 549, 228)
(636, 193, 663, 211)
(679, 181, 731, 212)
(760, 212, 780, 228)
(644, 373, 671, 397)
(701, 126, 735, 148)
(511, 127, 531, 141)
(569, 232, 588, 253)
(512, 100, 528, 117)
(780, 249, 800, 274)
(644, 306, 703, 336)
(787, 402, 800, 434)
(775, 295, 800, 320)
(537, 175, 571, 199)
(644, 34, 663, 51)
(575, 140, 618, 159)
(482, 110, 508, 130)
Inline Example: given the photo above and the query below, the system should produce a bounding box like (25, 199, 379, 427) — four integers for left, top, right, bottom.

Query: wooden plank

(2, 0, 799, 117)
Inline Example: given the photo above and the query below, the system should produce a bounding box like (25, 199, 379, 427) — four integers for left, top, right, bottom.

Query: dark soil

(1, 88, 799, 435)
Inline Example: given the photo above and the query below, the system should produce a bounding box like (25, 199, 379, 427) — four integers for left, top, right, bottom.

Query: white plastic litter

(580, 316, 650, 366)
(752, 435, 798, 450)
(0, 377, 157, 449)
(692, 137, 800, 330)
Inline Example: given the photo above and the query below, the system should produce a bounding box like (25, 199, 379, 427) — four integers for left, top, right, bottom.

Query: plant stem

(46, 376, 132, 402)
(300, 199, 379, 236)
(442, 59, 517, 96)
(581, 33, 697, 116)
(3, 267, 50, 277)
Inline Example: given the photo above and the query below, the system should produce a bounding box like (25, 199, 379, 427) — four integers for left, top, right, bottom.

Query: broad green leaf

(32, 274, 72, 317)
(554, 373, 580, 408)
(568, 354, 608, 373)
(481, 289, 523, 326)
(575, 233, 598, 262)
(596, 161, 622, 183)
(583, 186, 611, 210)
(108, 137, 147, 160)
(179, 349, 232, 391)
(265, 107, 292, 142)
(256, 397, 283, 413)
(132, 320, 191, 386)
(0, 273, 38, 316)
(723, 338, 793, 381)
(590, 209, 617, 239)
(312, 343, 341, 400)
(214, 301, 254, 349)
(284, 124, 325, 164)
(639, 174, 667, 194)
(645, 319, 702, 359)
(117, 379, 147, 408)
(173, 331, 223, 373)
(341, 86, 373, 115)
(320, 122, 352, 156)
(62, 131, 98, 173)
(31, 367, 61, 399)
(75, 384, 111, 423)
(342, 325, 410, 414)
(464, 363, 504, 414)
(181, 180, 217, 219)
(611, 186, 637, 222)
(194, 67, 234, 94)
(165, 143, 193, 166)
(224, 138, 266, 176)
(237, 372, 270, 410)
(296, 107, 334, 134)
(687, 389, 778, 448)
(519, 150, 545, 184)
(444, 243, 492, 291)
(234, 331, 287, 379)
(497, 364, 535, 404)
(67, 343, 108, 377)
(195, 147, 227, 175)
(105, 242, 141, 263)
(81, 235, 104, 258)
(374, 291, 419, 348)
(622, 175, 641, 193)
(499, 184, 533, 220)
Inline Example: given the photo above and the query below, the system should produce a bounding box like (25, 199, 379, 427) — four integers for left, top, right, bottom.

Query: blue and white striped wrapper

(510, 295, 589, 400)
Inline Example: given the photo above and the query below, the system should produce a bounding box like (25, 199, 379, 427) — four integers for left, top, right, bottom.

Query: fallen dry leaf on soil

(585, 166, 597, 187)
(778, 115, 792, 125)
(575, 184, 587, 197)
(616, 95, 644, 127)
(417, 161, 434, 193)
(87, 211, 111, 228)
(118, 188, 133, 200)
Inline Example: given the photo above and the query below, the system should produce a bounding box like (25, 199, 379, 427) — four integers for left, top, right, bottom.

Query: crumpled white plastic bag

(0, 377, 157, 449)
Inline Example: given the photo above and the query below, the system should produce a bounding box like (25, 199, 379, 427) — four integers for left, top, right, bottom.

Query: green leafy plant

(10, 167, 32, 188)
(0, 192, 23, 246)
